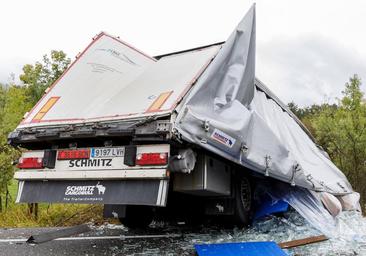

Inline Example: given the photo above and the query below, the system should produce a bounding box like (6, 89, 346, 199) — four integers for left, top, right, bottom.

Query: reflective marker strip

(156, 180, 168, 206)
(156, 180, 163, 206)
(146, 91, 173, 113)
(32, 97, 60, 122)
(161, 180, 168, 206)
(15, 181, 24, 203)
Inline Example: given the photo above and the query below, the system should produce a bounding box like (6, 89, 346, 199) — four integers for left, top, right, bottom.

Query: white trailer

(10, 33, 248, 227)
(9, 6, 358, 227)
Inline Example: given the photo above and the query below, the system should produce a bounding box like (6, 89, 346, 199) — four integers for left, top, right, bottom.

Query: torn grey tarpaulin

(184, 5, 256, 109)
(175, 4, 353, 195)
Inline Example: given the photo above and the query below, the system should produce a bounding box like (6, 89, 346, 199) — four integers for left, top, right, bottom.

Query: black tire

(233, 175, 253, 227)
(119, 205, 154, 229)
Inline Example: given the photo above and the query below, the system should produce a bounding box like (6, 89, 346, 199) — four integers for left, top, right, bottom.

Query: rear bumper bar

(14, 169, 168, 180)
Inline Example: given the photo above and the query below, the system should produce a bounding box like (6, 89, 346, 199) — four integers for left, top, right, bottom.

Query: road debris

(278, 235, 328, 249)
(27, 224, 91, 244)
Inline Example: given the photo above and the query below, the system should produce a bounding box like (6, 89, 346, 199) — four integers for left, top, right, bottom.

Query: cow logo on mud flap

(95, 182, 106, 195)
(64, 182, 106, 196)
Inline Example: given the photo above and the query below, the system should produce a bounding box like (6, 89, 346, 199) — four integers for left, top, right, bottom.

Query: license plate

(91, 147, 124, 158)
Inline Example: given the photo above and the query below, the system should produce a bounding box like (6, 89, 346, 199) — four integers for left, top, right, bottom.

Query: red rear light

(136, 152, 168, 166)
(17, 157, 44, 169)
(57, 149, 90, 160)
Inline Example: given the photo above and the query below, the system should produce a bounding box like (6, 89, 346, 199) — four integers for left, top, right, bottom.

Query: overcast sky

(1, 0, 365, 106)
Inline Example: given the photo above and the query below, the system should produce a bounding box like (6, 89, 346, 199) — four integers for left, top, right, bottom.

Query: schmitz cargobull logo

(65, 182, 106, 196)
(210, 128, 236, 148)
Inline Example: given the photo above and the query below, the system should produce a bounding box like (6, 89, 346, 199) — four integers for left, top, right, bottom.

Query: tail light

(57, 149, 90, 160)
(17, 157, 44, 169)
(136, 153, 168, 166)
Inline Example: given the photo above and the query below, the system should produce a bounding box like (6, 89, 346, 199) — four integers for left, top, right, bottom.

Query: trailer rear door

(19, 33, 220, 128)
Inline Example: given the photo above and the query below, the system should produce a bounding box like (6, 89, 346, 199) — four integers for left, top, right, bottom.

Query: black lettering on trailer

(67, 158, 112, 168)
(100, 159, 112, 167)
(80, 159, 88, 167)
(89, 159, 98, 167)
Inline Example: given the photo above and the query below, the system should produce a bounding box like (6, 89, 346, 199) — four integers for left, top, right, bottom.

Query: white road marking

(0, 238, 27, 243)
(0, 234, 182, 243)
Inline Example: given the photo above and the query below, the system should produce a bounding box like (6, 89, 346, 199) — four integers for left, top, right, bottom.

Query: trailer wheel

(119, 205, 154, 229)
(234, 175, 252, 226)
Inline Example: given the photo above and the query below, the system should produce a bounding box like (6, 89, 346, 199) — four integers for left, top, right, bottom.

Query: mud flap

(16, 179, 169, 206)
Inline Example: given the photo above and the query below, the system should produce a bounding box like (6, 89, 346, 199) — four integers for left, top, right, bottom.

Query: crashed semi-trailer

(9, 35, 251, 227)
(8, 6, 359, 228)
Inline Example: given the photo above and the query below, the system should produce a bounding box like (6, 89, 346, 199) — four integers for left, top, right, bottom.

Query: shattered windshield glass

(88, 210, 366, 255)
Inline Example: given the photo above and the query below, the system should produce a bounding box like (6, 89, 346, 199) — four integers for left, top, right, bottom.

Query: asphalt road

(1, 211, 365, 256)
(0, 226, 196, 256)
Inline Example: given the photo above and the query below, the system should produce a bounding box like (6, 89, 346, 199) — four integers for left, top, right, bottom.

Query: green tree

(0, 86, 31, 142)
(20, 50, 70, 105)
(0, 50, 70, 212)
(0, 85, 32, 211)
(313, 74, 366, 209)
(288, 102, 303, 118)
(288, 101, 338, 135)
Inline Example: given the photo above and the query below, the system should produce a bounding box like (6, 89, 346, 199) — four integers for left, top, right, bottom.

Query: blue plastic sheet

(194, 241, 287, 256)
(254, 198, 289, 220)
